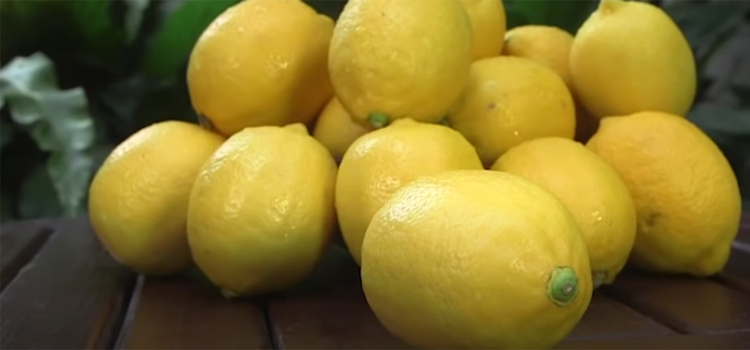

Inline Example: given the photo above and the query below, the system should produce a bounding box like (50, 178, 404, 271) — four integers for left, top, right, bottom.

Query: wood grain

(121, 273, 271, 350)
(267, 244, 678, 349)
(602, 270, 750, 334)
(557, 331, 750, 349)
(0, 219, 53, 291)
(0, 218, 137, 349)
(565, 293, 675, 340)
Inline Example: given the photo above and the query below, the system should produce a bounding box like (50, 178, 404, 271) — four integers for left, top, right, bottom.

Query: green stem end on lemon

(439, 117, 451, 127)
(547, 266, 579, 307)
(368, 112, 389, 129)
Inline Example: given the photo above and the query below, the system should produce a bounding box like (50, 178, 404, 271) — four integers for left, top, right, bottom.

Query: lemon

(586, 111, 742, 276)
(187, 0, 334, 136)
(502, 25, 574, 87)
(312, 96, 372, 163)
(329, 0, 472, 128)
(570, 0, 697, 119)
(336, 119, 483, 265)
(501, 25, 599, 143)
(187, 123, 338, 297)
(361, 169, 593, 349)
(459, 0, 507, 60)
(492, 137, 637, 287)
(448, 56, 576, 167)
(88, 121, 225, 276)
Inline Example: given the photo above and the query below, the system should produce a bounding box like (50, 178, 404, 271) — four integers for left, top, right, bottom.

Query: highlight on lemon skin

(459, 0, 507, 60)
(490, 136, 637, 288)
(569, 0, 697, 119)
(360, 169, 593, 350)
(312, 96, 372, 162)
(88, 120, 226, 277)
(328, 0, 473, 129)
(585, 111, 741, 277)
(186, 0, 335, 137)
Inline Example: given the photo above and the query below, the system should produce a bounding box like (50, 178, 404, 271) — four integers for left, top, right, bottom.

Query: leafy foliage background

(1, 0, 748, 222)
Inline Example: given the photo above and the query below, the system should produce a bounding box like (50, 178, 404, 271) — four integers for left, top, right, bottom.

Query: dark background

(0, 0, 748, 223)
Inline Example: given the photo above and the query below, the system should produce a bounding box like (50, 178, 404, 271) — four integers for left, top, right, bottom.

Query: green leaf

(1, 190, 15, 223)
(123, 0, 152, 44)
(140, 0, 240, 78)
(0, 119, 16, 150)
(689, 103, 750, 196)
(18, 163, 64, 220)
(663, 1, 750, 70)
(0, 52, 99, 217)
(66, 0, 127, 58)
(504, 0, 598, 33)
(733, 85, 750, 108)
(94, 73, 196, 139)
(0, 0, 57, 62)
(304, 0, 347, 20)
(95, 74, 169, 138)
(688, 103, 750, 138)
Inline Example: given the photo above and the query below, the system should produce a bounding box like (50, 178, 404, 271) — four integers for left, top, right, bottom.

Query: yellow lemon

(502, 25, 574, 86)
(187, 0, 334, 136)
(312, 96, 372, 163)
(586, 111, 742, 276)
(187, 123, 338, 297)
(501, 25, 599, 143)
(448, 56, 576, 167)
(362, 169, 593, 349)
(570, 0, 697, 119)
(491, 137, 637, 287)
(459, 0, 507, 60)
(336, 119, 483, 265)
(88, 121, 225, 276)
(329, 0, 472, 128)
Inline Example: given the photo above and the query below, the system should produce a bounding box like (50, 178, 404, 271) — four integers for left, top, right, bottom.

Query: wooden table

(2, 214, 750, 349)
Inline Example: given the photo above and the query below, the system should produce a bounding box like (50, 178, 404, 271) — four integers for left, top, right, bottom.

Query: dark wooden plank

(557, 331, 750, 349)
(602, 269, 750, 334)
(268, 244, 675, 349)
(565, 293, 675, 340)
(271, 284, 409, 350)
(732, 211, 750, 247)
(0, 217, 138, 349)
(709, 211, 750, 292)
(267, 244, 409, 350)
(715, 242, 750, 293)
(121, 273, 271, 350)
(0, 219, 53, 292)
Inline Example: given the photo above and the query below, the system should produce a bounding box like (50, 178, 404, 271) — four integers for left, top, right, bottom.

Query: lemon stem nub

(599, 0, 624, 13)
(547, 266, 579, 306)
(592, 271, 607, 288)
(368, 112, 389, 129)
(220, 288, 238, 300)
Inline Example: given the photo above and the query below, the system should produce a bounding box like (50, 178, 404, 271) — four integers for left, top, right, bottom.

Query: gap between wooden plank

(602, 269, 750, 335)
(259, 299, 283, 350)
(112, 275, 146, 350)
(120, 273, 271, 350)
(0, 217, 138, 350)
(557, 329, 750, 349)
(0, 220, 54, 293)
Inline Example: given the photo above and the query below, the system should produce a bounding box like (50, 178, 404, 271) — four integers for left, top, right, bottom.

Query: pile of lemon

(87, 0, 743, 348)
